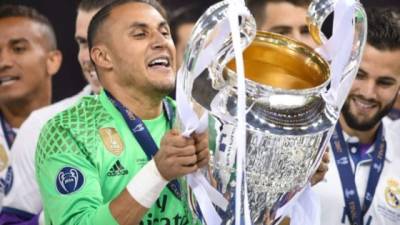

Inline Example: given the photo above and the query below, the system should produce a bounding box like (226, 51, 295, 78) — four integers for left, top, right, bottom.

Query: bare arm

(108, 130, 210, 225)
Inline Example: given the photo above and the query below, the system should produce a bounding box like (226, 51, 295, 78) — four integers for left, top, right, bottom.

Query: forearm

(109, 190, 148, 225)
(109, 159, 168, 225)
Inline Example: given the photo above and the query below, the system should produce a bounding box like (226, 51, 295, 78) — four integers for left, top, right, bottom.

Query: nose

(360, 80, 378, 100)
(0, 49, 13, 72)
(79, 45, 90, 64)
(291, 30, 302, 42)
(150, 31, 168, 50)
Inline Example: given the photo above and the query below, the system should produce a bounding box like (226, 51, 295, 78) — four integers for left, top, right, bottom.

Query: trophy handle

(307, 0, 367, 108)
(179, 1, 256, 97)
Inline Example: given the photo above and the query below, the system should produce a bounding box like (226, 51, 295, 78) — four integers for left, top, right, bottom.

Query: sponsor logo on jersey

(107, 160, 128, 176)
(139, 194, 190, 225)
(385, 178, 400, 209)
(0, 144, 8, 172)
(56, 167, 84, 194)
(99, 127, 124, 156)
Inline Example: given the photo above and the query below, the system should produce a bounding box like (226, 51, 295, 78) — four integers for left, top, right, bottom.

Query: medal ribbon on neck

(331, 123, 386, 225)
(105, 91, 181, 199)
(0, 112, 16, 148)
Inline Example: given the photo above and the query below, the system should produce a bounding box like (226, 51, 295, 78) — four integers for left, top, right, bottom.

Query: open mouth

(147, 56, 171, 69)
(0, 76, 19, 86)
(352, 97, 378, 110)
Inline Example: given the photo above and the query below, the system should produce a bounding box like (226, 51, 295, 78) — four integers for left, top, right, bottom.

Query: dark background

(1, 0, 399, 102)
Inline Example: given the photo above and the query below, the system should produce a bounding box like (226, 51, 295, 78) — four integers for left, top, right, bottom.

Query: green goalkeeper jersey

(35, 90, 197, 225)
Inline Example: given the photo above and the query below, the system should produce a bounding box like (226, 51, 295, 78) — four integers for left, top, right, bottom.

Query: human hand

(154, 129, 198, 181)
(310, 149, 330, 186)
(192, 132, 210, 168)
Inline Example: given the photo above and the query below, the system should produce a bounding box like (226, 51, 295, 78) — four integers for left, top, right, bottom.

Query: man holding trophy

(34, 0, 374, 225)
(313, 7, 400, 225)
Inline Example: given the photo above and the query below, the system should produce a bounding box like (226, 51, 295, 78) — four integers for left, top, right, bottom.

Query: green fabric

(36, 91, 197, 225)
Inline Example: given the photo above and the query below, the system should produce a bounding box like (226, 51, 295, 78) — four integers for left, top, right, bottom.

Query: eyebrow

(358, 68, 368, 75)
(358, 68, 397, 81)
(128, 21, 169, 30)
(9, 38, 29, 46)
(270, 25, 292, 29)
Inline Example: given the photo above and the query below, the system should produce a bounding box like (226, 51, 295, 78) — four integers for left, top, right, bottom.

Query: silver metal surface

(178, 1, 367, 224)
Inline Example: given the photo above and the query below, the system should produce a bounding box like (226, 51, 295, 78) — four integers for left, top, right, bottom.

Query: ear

(46, 50, 62, 77)
(91, 45, 113, 70)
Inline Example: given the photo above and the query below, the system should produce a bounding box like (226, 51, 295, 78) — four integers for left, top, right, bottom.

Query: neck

(394, 98, 400, 110)
(338, 116, 380, 144)
(107, 88, 164, 120)
(0, 95, 51, 128)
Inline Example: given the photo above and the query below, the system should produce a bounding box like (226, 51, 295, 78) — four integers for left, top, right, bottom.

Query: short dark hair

(366, 7, 400, 50)
(0, 4, 57, 50)
(246, 0, 310, 28)
(169, 3, 212, 44)
(78, 0, 116, 12)
(87, 0, 166, 51)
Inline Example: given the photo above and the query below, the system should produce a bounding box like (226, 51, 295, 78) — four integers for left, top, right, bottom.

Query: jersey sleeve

(35, 120, 119, 225)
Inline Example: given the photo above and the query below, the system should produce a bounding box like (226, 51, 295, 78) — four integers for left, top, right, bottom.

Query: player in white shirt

(313, 7, 400, 225)
(0, 0, 111, 224)
(0, 4, 62, 213)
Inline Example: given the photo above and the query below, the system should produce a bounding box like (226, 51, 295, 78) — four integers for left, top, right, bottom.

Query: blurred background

(0, 0, 398, 102)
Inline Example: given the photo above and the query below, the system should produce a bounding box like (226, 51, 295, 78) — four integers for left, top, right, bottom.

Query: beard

(342, 94, 397, 131)
(150, 76, 176, 97)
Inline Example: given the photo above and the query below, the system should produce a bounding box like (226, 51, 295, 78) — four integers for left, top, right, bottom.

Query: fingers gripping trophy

(175, 0, 367, 224)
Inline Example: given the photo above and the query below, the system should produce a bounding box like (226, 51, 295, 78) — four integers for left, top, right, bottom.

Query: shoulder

(36, 96, 112, 166)
(382, 118, 400, 160)
(44, 96, 111, 129)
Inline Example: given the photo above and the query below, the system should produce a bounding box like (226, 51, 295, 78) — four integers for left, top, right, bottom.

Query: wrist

(126, 159, 168, 208)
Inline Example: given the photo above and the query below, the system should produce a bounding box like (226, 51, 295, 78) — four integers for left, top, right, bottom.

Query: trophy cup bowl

(177, 1, 367, 224)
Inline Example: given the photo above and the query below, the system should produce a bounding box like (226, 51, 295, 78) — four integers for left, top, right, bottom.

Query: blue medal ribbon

(105, 91, 181, 200)
(0, 112, 16, 148)
(331, 123, 386, 225)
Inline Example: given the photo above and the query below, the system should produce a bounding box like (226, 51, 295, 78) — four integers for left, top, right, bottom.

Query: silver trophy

(177, 0, 367, 224)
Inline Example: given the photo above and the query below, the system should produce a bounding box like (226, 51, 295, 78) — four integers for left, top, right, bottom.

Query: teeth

(353, 98, 375, 109)
(149, 57, 169, 67)
(0, 77, 18, 85)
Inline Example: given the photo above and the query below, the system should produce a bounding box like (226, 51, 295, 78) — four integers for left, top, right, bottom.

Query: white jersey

(2, 86, 92, 216)
(313, 118, 400, 225)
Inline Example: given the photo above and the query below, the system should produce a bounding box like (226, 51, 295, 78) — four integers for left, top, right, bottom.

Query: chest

(315, 150, 400, 224)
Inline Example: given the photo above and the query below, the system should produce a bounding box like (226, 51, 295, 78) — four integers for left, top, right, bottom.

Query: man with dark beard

(313, 7, 400, 225)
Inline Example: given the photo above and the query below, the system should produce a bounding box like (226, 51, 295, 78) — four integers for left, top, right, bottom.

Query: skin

(340, 44, 400, 143)
(0, 17, 62, 127)
(394, 94, 400, 110)
(259, 2, 315, 48)
(75, 9, 102, 93)
(257, 2, 327, 224)
(90, 3, 209, 225)
(258, 1, 328, 190)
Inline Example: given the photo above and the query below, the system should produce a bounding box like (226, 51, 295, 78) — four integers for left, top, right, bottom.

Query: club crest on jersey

(99, 127, 124, 156)
(0, 144, 8, 172)
(56, 167, 84, 195)
(384, 179, 400, 209)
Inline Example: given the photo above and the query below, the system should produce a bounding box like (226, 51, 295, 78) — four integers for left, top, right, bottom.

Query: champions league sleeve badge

(56, 167, 84, 194)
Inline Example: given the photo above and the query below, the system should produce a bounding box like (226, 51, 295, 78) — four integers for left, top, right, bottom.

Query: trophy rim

(224, 30, 331, 96)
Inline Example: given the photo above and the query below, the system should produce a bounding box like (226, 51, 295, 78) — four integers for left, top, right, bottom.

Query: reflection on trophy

(177, 0, 367, 224)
